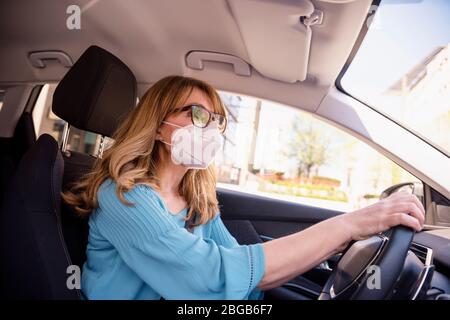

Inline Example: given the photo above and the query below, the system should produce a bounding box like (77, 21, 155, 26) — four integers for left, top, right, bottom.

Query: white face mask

(160, 120, 224, 169)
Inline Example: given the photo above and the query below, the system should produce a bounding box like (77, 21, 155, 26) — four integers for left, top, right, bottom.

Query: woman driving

(62, 75, 425, 300)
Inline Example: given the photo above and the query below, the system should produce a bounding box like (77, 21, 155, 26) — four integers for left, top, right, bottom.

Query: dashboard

(412, 229, 450, 299)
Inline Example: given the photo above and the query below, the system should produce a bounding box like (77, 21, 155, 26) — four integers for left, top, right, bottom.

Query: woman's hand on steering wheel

(258, 191, 425, 292)
(342, 191, 425, 242)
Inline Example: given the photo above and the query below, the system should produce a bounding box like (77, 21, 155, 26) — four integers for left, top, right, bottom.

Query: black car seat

(0, 45, 137, 299)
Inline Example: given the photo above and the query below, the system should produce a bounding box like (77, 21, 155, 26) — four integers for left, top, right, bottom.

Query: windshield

(340, 0, 450, 156)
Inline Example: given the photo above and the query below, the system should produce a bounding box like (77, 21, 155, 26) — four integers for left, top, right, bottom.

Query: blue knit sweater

(81, 178, 266, 300)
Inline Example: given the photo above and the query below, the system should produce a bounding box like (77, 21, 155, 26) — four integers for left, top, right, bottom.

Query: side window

(216, 92, 420, 212)
(31, 84, 114, 155)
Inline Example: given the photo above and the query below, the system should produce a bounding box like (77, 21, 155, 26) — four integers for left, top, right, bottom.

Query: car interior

(0, 0, 449, 300)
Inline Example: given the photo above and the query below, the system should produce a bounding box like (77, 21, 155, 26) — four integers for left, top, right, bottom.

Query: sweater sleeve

(209, 213, 239, 248)
(209, 213, 266, 300)
(93, 180, 266, 300)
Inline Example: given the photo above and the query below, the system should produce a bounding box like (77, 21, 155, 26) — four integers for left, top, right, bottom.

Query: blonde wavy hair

(61, 75, 227, 226)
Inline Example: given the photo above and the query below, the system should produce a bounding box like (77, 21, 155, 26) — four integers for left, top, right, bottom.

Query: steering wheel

(318, 226, 414, 300)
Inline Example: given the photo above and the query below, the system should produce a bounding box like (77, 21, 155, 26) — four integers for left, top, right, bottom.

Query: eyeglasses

(174, 104, 227, 132)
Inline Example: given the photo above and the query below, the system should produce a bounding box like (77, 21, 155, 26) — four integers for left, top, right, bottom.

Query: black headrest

(52, 45, 137, 137)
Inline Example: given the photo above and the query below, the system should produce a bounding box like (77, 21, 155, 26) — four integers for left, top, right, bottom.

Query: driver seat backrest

(0, 133, 78, 299)
(0, 45, 137, 299)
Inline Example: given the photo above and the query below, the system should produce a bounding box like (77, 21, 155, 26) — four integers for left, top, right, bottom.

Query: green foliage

(363, 194, 379, 200)
(285, 114, 331, 179)
(259, 180, 348, 202)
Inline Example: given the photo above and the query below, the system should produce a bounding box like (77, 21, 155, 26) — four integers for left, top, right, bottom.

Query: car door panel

(217, 187, 343, 242)
(217, 187, 344, 300)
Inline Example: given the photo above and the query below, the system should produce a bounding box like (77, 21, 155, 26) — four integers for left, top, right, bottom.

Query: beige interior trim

(227, 0, 314, 82)
(0, 0, 372, 114)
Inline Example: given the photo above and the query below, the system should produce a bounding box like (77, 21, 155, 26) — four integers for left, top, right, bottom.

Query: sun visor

(228, 0, 319, 83)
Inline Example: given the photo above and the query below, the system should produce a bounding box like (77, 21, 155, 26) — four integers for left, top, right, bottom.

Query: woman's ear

(155, 125, 163, 141)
